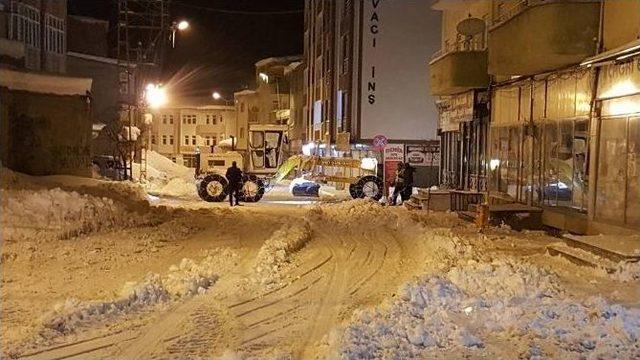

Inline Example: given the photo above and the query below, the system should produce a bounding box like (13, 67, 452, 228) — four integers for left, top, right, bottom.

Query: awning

(580, 39, 640, 67)
(0, 68, 92, 96)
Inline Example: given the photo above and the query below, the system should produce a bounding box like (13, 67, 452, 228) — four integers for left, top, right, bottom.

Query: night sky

(68, 0, 304, 100)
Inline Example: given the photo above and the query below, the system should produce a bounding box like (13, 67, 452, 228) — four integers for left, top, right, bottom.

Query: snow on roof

(0, 68, 92, 96)
(255, 55, 303, 68)
(234, 89, 257, 96)
(68, 51, 119, 65)
(68, 15, 109, 26)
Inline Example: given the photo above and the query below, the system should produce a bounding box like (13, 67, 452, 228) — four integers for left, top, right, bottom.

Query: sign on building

(359, 0, 436, 142)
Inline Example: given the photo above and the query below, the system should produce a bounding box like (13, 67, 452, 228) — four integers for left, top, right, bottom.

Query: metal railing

(431, 36, 486, 61)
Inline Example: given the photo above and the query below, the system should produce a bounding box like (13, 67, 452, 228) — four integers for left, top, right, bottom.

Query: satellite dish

(457, 17, 485, 36)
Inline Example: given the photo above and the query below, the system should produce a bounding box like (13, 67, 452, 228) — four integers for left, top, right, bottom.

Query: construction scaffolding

(116, 0, 170, 181)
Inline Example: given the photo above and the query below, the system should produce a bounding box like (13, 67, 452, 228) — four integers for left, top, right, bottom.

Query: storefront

(489, 69, 593, 215)
(591, 56, 640, 231)
(438, 90, 489, 190)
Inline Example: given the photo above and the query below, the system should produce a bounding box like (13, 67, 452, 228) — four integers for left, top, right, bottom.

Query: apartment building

(233, 56, 301, 151)
(303, 0, 440, 155)
(0, 0, 66, 73)
(150, 103, 235, 168)
(430, 0, 640, 235)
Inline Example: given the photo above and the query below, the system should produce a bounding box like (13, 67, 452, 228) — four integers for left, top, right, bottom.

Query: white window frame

(44, 13, 65, 54)
(10, 2, 41, 48)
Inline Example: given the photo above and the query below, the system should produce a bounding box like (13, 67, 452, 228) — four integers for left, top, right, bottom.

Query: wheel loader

(195, 125, 384, 203)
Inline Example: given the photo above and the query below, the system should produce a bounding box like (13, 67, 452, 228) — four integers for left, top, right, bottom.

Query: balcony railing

(431, 37, 485, 62)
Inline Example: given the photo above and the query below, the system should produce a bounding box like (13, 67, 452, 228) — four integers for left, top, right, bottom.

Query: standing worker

(401, 162, 415, 202)
(390, 162, 405, 206)
(226, 161, 243, 207)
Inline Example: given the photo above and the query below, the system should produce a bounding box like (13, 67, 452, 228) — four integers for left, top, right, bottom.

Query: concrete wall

(430, 51, 489, 96)
(66, 55, 120, 128)
(0, 87, 91, 176)
(488, 2, 600, 76)
(67, 16, 109, 57)
(603, 0, 640, 50)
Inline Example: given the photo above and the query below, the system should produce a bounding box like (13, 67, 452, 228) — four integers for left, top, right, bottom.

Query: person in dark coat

(226, 161, 243, 206)
(390, 162, 405, 206)
(401, 162, 415, 202)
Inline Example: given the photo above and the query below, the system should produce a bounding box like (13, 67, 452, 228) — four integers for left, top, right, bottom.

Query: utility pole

(116, 0, 170, 181)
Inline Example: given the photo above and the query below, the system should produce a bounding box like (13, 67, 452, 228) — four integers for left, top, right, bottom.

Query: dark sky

(68, 0, 304, 99)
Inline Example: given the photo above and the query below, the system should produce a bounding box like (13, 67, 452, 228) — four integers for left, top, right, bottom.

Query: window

(182, 116, 187, 124)
(151, 135, 156, 145)
(169, 135, 174, 145)
(10, 3, 40, 48)
(206, 115, 210, 124)
(191, 135, 196, 145)
(205, 136, 211, 146)
(184, 135, 189, 145)
(162, 115, 167, 124)
(44, 14, 65, 54)
(212, 115, 217, 125)
(169, 115, 174, 124)
(162, 135, 167, 145)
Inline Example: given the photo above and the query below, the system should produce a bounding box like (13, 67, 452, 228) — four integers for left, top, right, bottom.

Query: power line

(172, 1, 303, 15)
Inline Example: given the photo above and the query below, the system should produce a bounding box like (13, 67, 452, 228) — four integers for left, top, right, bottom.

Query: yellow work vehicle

(195, 125, 383, 202)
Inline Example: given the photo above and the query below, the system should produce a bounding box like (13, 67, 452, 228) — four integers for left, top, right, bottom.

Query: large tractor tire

(350, 175, 384, 201)
(197, 174, 228, 202)
(240, 175, 265, 203)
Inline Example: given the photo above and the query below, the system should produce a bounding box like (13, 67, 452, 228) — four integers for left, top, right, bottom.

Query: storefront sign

(383, 143, 405, 195)
(598, 57, 640, 99)
(406, 143, 440, 167)
(439, 91, 474, 132)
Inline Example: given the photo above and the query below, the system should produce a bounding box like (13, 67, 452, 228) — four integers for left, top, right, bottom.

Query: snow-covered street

(2, 170, 639, 359)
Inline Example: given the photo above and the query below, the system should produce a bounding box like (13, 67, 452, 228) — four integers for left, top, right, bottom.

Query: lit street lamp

(145, 83, 167, 109)
(171, 20, 190, 48)
(212, 91, 222, 100)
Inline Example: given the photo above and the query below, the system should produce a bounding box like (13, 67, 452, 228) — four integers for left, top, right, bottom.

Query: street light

(177, 20, 189, 31)
(258, 72, 269, 83)
(145, 83, 167, 109)
(212, 91, 222, 100)
(171, 20, 190, 48)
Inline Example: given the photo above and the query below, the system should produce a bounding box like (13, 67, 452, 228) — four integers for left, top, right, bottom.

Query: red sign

(383, 144, 405, 197)
(372, 135, 388, 150)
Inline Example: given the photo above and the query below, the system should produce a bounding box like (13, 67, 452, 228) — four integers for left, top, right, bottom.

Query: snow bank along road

(3, 194, 640, 359)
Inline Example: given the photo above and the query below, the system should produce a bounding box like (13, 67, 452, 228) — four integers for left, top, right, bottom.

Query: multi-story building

(0, 0, 66, 73)
(303, 0, 440, 155)
(430, 0, 640, 235)
(150, 103, 235, 168)
(233, 56, 301, 151)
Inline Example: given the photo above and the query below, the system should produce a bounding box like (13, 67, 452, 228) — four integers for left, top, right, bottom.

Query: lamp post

(171, 20, 190, 48)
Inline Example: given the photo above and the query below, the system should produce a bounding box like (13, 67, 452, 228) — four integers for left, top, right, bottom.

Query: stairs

(546, 234, 640, 271)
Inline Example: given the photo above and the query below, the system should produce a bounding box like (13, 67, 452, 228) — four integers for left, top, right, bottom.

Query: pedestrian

(390, 162, 405, 206)
(401, 162, 415, 202)
(226, 161, 243, 206)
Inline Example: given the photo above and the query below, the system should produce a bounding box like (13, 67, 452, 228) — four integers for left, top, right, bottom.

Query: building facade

(303, 0, 440, 155)
(430, 0, 640, 235)
(150, 103, 235, 168)
(233, 56, 301, 152)
(0, 0, 66, 73)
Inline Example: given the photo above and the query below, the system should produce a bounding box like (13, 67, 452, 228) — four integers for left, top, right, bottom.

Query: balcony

(488, 0, 600, 76)
(429, 38, 489, 96)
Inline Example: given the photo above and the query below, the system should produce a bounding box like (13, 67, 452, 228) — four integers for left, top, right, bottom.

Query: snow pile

(309, 199, 395, 226)
(253, 221, 312, 289)
(1, 186, 155, 241)
(41, 249, 236, 335)
(339, 257, 640, 359)
(133, 151, 196, 198)
(611, 261, 640, 282)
